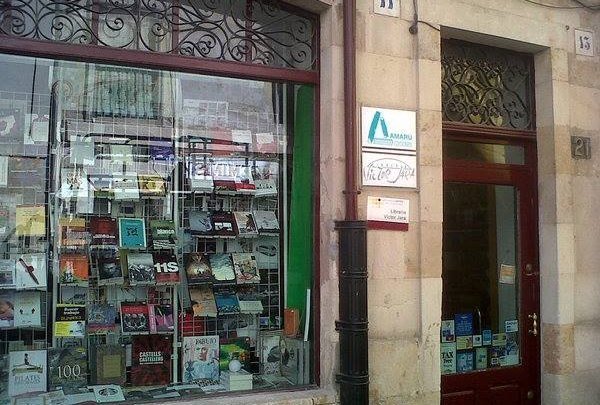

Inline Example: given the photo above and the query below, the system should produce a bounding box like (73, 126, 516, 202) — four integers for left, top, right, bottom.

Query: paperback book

(59, 254, 89, 286)
(211, 211, 236, 237)
(475, 347, 488, 370)
(112, 172, 139, 201)
(14, 291, 41, 327)
(231, 253, 260, 284)
(182, 335, 220, 383)
(131, 335, 172, 386)
(15, 204, 46, 237)
(94, 247, 124, 285)
(92, 385, 126, 403)
(0, 205, 9, 238)
(120, 302, 150, 334)
(280, 337, 310, 385)
(91, 344, 126, 385)
(0, 291, 14, 328)
(153, 252, 180, 284)
(233, 211, 258, 237)
(54, 304, 86, 338)
(118, 218, 147, 249)
(234, 165, 256, 192)
(456, 351, 474, 373)
(189, 211, 213, 236)
(440, 342, 456, 374)
(48, 347, 87, 393)
(253, 210, 280, 234)
(87, 303, 117, 333)
(185, 253, 214, 285)
(454, 313, 474, 336)
(441, 320, 455, 343)
(59, 217, 89, 249)
(150, 220, 176, 249)
(14, 253, 47, 290)
(149, 304, 174, 333)
(0, 259, 15, 288)
(253, 236, 279, 270)
(237, 288, 264, 314)
(127, 252, 156, 285)
(259, 331, 282, 376)
(59, 168, 90, 200)
(219, 337, 251, 371)
(187, 156, 214, 193)
(8, 350, 47, 397)
(189, 285, 218, 318)
(138, 174, 166, 197)
(209, 254, 236, 284)
(90, 217, 118, 246)
(214, 289, 240, 315)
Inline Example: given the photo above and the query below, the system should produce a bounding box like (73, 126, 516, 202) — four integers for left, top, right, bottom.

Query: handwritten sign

(367, 196, 409, 231)
(361, 152, 417, 188)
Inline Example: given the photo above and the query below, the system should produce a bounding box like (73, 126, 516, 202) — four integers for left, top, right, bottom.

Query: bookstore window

(0, 52, 315, 403)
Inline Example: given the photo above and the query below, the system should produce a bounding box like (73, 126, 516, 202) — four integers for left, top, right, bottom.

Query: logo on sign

(364, 157, 415, 185)
(367, 110, 413, 149)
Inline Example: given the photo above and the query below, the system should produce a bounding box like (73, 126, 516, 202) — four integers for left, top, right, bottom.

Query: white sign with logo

(367, 196, 409, 224)
(362, 152, 417, 188)
(373, 0, 401, 17)
(362, 107, 416, 151)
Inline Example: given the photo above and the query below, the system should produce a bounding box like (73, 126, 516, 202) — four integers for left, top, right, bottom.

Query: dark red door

(441, 136, 540, 404)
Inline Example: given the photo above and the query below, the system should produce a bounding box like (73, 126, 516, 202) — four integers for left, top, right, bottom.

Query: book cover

(489, 346, 505, 367)
(211, 211, 236, 237)
(14, 291, 41, 327)
(93, 247, 123, 285)
(280, 337, 309, 385)
(187, 156, 214, 192)
(8, 350, 47, 397)
(237, 288, 264, 314)
(87, 303, 117, 333)
(189, 211, 213, 236)
(441, 342, 456, 375)
(209, 254, 236, 284)
(131, 335, 172, 386)
(254, 178, 277, 197)
(48, 347, 87, 393)
(138, 174, 166, 197)
(475, 347, 488, 370)
(120, 302, 150, 334)
(14, 253, 47, 290)
(149, 304, 174, 333)
(182, 335, 220, 383)
(59, 168, 90, 200)
(212, 160, 237, 193)
(15, 204, 46, 237)
(8, 157, 46, 188)
(441, 320, 455, 343)
(0, 205, 9, 237)
(118, 218, 147, 249)
(454, 313, 474, 336)
(90, 217, 118, 246)
(252, 161, 278, 197)
(219, 337, 251, 371)
(59, 217, 88, 248)
(112, 172, 139, 201)
(505, 332, 519, 366)
(150, 220, 176, 249)
(254, 236, 279, 270)
(153, 252, 180, 284)
(91, 344, 126, 385)
(92, 385, 125, 403)
(189, 285, 217, 317)
(54, 304, 86, 338)
(127, 252, 156, 285)
(0, 259, 15, 288)
(482, 329, 492, 346)
(473, 334, 483, 347)
(185, 253, 214, 285)
(231, 253, 260, 284)
(59, 254, 89, 286)
(456, 351, 474, 373)
(214, 290, 240, 316)
(259, 331, 282, 376)
(234, 165, 256, 192)
(492, 333, 507, 347)
(0, 291, 14, 328)
(236, 314, 259, 347)
(253, 211, 280, 234)
(60, 286, 86, 305)
(89, 173, 114, 198)
(233, 211, 258, 237)
(0, 108, 21, 142)
(456, 335, 473, 350)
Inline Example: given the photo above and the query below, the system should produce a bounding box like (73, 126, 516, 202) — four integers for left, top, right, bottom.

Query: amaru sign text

(361, 107, 416, 151)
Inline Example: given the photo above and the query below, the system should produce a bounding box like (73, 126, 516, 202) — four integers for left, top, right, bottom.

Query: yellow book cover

(15, 204, 46, 236)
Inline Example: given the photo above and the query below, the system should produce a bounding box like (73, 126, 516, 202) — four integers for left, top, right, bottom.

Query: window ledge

(176, 387, 338, 405)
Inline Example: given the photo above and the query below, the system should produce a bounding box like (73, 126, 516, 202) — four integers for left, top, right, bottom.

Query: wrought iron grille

(442, 39, 534, 130)
(0, 0, 317, 70)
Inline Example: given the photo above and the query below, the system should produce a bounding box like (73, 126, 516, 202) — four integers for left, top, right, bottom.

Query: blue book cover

(482, 329, 492, 345)
(456, 351, 474, 373)
(118, 218, 147, 249)
(454, 313, 473, 336)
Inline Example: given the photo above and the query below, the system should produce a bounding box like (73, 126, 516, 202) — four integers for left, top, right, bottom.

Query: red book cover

(90, 217, 118, 246)
(152, 252, 180, 285)
(120, 302, 150, 334)
(131, 335, 172, 386)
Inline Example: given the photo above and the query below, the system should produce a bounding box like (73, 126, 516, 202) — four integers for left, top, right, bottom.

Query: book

(212, 160, 237, 193)
(92, 385, 126, 403)
(0, 291, 14, 328)
(280, 337, 309, 385)
(441, 320, 455, 343)
(55, 304, 86, 337)
(219, 337, 251, 371)
(127, 252, 156, 285)
(90, 217, 118, 246)
(59, 168, 90, 200)
(505, 332, 519, 366)
(91, 344, 126, 385)
(214, 290, 240, 315)
(118, 217, 147, 249)
(189, 211, 213, 236)
(489, 346, 505, 367)
(8, 157, 46, 188)
(482, 329, 492, 345)
(94, 247, 124, 285)
(153, 252, 180, 284)
(233, 211, 258, 237)
(284, 308, 300, 337)
(475, 347, 488, 370)
(211, 211, 236, 238)
(112, 172, 139, 200)
(189, 285, 218, 317)
(238, 288, 264, 314)
(259, 331, 282, 375)
(0, 108, 21, 142)
(252, 161, 278, 197)
(131, 335, 172, 386)
(456, 335, 473, 350)
(220, 369, 253, 391)
(182, 335, 220, 383)
(209, 254, 236, 284)
(59, 217, 88, 249)
(138, 174, 166, 197)
(441, 342, 456, 374)
(59, 254, 89, 286)
(0, 259, 15, 288)
(0, 205, 9, 237)
(187, 156, 214, 193)
(185, 253, 214, 285)
(492, 333, 507, 347)
(231, 253, 260, 284)
(14, 253, 47, 289)
(149, 304, 174, 333)
(14, 291, 42, 327)
(253, 210, 280, 234)
(456, 351, 474, 373)
(15, 204, 46, 237)
(87, 303, 117, 333)
(254, 236, 279, 270)
(60, 287, 87, 305)
(236, 314, 260, 347)
(48, 347, 87, 393)
(454, 313, 473, 336)
(473, 334, 482, 347)
(150, 220, 176, 249)
(120, 302, 150, 334)
(89, 173, 114, 198)
(234, 165, 256, 192)
(8, 350, 47, 397)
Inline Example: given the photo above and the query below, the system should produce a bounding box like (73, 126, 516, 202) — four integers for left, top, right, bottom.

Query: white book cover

(14, 291, 41, 327)
(14, 253, 47, 290)
(92, 385, 126, 403)
(440, 342, 456, 375)
(59, 168, 90, 200)
(253, 210, 280, 233)
(8, 350, 47, 397)
(113, 172, 140, 200)
(253, 236, 279, 270)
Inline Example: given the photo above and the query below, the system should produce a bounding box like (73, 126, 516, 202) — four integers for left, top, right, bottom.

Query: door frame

(441, 122, 540, 403)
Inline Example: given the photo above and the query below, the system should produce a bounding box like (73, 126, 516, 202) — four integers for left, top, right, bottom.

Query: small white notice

(367, 196, 409, 231)
(362, 152, 417, 188)
(499, 264, 516, 284)
(575, 29, 594, 57)
(373, 0, 401, 17)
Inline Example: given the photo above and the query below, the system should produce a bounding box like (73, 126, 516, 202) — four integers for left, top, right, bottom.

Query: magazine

(182, 335, 220, 383)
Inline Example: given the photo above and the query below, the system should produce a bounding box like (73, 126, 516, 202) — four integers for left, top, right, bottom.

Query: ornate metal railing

(442, 39, 534, 130)
(0, 0, 317, 70)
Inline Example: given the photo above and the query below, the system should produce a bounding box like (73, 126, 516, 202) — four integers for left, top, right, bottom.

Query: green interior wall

(286, 85, 314, 327)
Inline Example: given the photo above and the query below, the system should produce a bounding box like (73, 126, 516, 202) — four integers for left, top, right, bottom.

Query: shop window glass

(0, 52, 315, 403)
(443, 140, 525, 165)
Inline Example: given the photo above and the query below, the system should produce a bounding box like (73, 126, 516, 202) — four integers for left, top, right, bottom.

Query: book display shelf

(0, 55, 313, 404)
